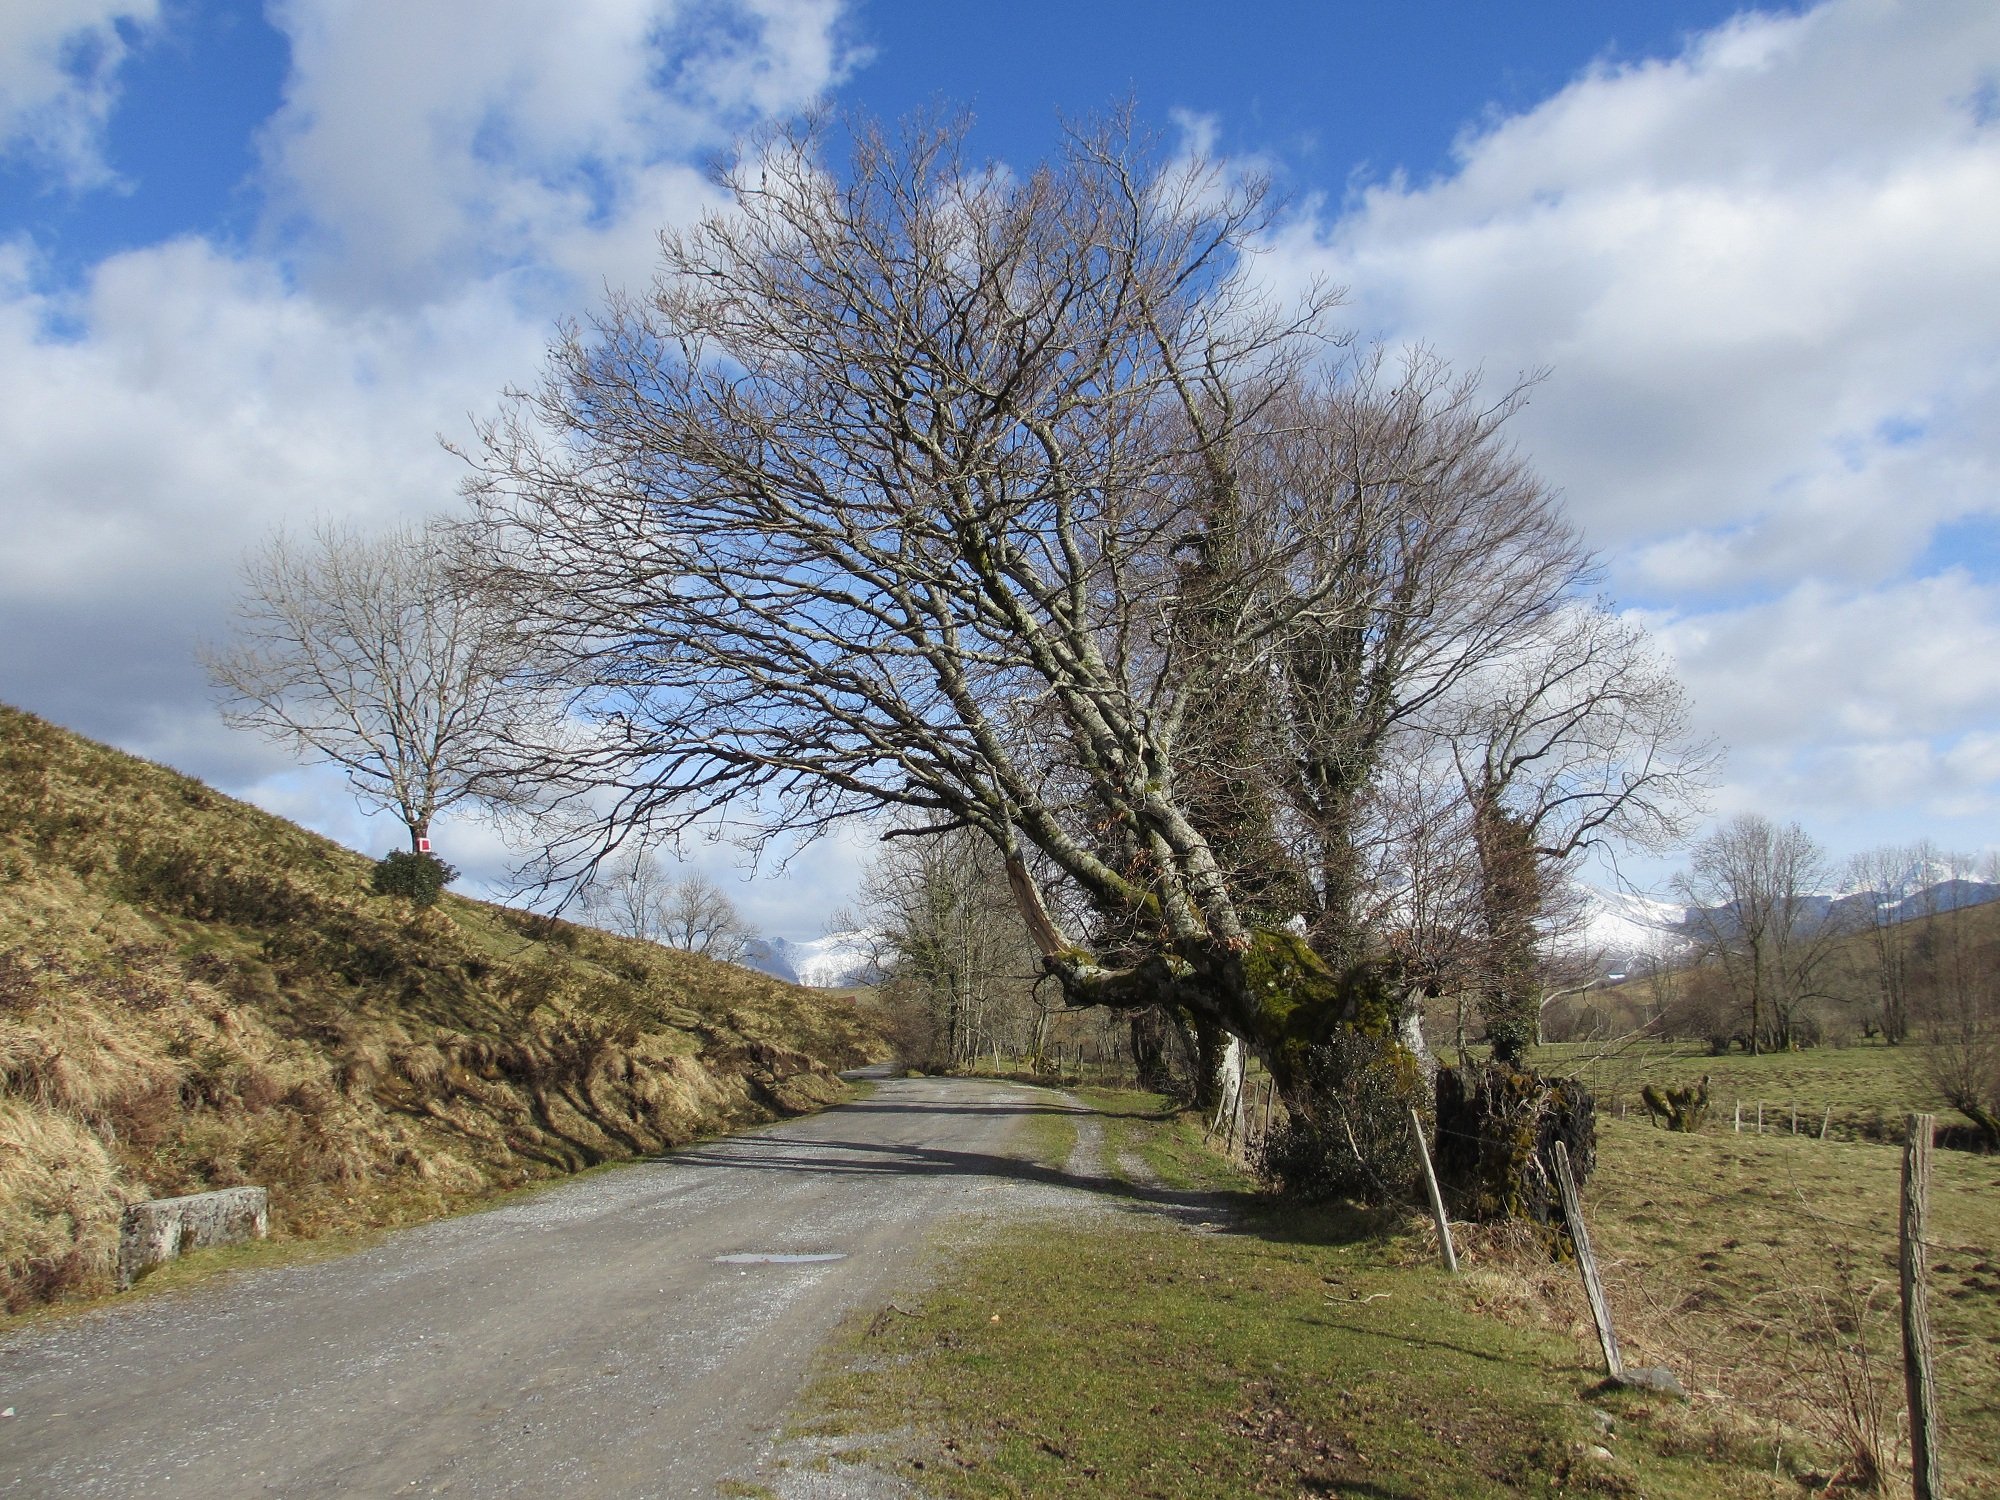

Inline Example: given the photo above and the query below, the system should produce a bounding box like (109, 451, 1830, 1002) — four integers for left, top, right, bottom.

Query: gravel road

(0, 1069, 1111, 1498)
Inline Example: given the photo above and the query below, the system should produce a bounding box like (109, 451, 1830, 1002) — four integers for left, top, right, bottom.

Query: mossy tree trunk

(1044, 926, 1407, 1103)
(1472, 798, 1542, 1066)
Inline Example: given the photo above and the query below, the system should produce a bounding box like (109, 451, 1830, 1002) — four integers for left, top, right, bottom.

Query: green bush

(1254, 1032, 1427, 1205)
(370, 849, 458, 907)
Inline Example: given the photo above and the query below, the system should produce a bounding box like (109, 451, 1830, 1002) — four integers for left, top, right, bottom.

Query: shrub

(370, 850, 458, 907)
(1255, 1032, 1426, 1205)
(1640, 1075, 1710, 1132)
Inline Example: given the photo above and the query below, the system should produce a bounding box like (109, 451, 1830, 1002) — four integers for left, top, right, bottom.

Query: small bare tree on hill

(583, 848, 756, 962)
(205, 518, 540, 853)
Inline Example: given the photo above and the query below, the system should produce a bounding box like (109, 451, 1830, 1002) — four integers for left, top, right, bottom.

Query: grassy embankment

(0, 704, 879, 1316)
(786, 1085, 1999, 1498)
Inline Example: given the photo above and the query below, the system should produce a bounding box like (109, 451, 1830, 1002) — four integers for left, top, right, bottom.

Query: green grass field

(1587, 1116, 2000, 1492)
(1530, 1037, 1950, 1142)
(778, 1075, 1999, 1498)
(778, 1083, 2000, 1497)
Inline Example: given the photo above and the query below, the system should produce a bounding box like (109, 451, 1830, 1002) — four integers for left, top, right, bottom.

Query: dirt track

(0, 1069, 1112, 1498)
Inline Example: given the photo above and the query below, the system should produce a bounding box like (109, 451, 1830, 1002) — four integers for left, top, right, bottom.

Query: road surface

(0, 1070, 1117, 1498)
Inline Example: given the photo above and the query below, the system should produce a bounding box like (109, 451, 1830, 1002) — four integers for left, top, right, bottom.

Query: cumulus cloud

(1647, 571, 2000, 747)
(1267, 0, 2000, 586)
(258, 0, 856, 305)
(1260, 0, 2000, 862)
(0, 237, 548, 747)
(0, 0, 159, 189)
(0, 0, 861, 929)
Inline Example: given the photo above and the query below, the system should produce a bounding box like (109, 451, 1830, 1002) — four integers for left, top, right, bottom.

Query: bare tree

(1675, 815, 1845, 1053)
(460, 110, 1691, 1124)
(204, 518, 539, 852)
(1901, 849, 2000, 1144)
(857, 824, 1041, 1071)
(1922, 964, 2000, 1148)
(1443, 607, 1718, 1062)
(583, 848, 755, 961)
(656, 871, 755, 963)
(1842, 841, 1942, 1043)
(581, 845, 672, 943)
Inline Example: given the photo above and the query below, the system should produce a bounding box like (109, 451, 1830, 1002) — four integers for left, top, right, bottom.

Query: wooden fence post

(1819, 1105, 1832, 1141)
(1902, 1113, 1943, 1500)
(1552, 1140, 1622, 1381)
(1408, 1108, 1458, 1274)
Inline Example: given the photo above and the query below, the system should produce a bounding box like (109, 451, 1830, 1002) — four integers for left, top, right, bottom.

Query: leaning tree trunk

(1044, 926, 1594, 1219)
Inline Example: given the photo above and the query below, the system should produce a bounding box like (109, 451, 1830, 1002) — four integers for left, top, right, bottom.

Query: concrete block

(118, 1187, 268, 1288)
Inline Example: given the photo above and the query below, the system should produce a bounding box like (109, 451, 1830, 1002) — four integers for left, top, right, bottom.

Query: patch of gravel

(751, 1430, 920, 1500)
(735, 1086, 1251, 1496)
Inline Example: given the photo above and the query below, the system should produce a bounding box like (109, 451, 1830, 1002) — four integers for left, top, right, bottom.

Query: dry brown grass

(1477, 1117, 2000, 1494)
(0, 704, 880, 1314)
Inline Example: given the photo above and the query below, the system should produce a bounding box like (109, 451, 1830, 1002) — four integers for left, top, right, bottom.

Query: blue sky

(3, 0, 1997, 934)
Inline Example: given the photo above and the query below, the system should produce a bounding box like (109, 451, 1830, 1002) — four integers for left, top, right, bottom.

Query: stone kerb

(117, 1186, 269, 1289)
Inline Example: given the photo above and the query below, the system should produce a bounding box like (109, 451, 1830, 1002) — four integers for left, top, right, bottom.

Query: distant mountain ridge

(1571, 874, 2000, 977)
(742, 930, 885, 989)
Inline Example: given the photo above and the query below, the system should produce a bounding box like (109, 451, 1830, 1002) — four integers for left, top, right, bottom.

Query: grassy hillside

(0, 704, 878, 1314)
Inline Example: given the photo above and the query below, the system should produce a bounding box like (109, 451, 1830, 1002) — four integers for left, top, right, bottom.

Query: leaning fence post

(1901, 1113, 1943, 1500)
(1819, 1105, 1832, 1140)
(1552, 1140, 1622, 1381)
(1407, 1108, 1458, 1274)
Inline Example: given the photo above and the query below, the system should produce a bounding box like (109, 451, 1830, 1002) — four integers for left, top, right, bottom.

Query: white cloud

(1257, 0, 2000, 861)
(0, 0, 862, 934)
(1650, 572, 2000, 748)
(1265, 0, 2000, 584)
(0, 0, 158, 189)
(1638, 569, 2000, 859)
(258, 0, 855, 305)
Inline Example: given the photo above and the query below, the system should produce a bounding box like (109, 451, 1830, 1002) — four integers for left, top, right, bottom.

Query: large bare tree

(461, 112, 1684, 1101)
(206, 518, 541, 853)
(1442, 607, 1718, 1061)
(1675, 814, 1845, 1053)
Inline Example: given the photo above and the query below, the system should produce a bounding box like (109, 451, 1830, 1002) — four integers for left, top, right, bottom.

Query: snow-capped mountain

(1569, 884, 1689, 975)
(740, 930, 885, 989)
(1565, 872, 2000, 978)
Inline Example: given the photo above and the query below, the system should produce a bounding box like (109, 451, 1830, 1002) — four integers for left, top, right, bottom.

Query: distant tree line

(1588, 817, 2000, 1147)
